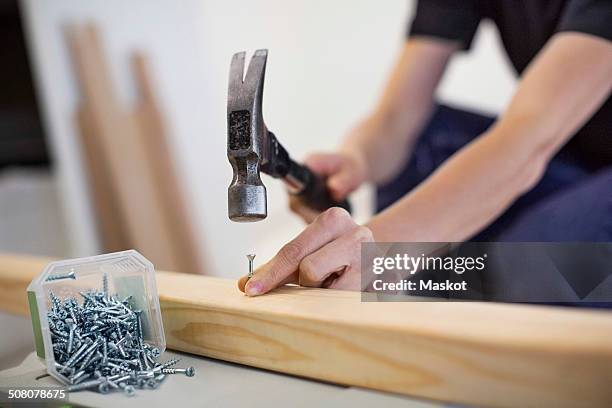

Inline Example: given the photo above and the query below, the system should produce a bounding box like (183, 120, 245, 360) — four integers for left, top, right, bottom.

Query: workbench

(0, 312, 436, 407)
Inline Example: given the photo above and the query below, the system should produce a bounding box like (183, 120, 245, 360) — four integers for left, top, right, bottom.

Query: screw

(118, 382, 135, 397)
(47, 269, 76, 281)
(55, 362, 74, 377)
(161, 367, 195, 377)
(67, 377, 105, 392)
(135, 370, 154, 379)
(47, 272, 190, 396)
(105, 379, 120, 389)
(49, 291, 62, 310)
(114, 374, 131, 383)
(78, 347, 97, 371)
(247, 254, 256, 278)
(136, 378, 147, 389)
(48, 318, 57, 331)
(142, 351, 153, 370)
(66, 319, 76, 354)
(102, 338, 108, 365)
(102, 271, 109, 299)
(63, 342, 89, 371)
(117, 344, 128, 358)
(98, 382, 111, 394)
(153, 358, 180, 372)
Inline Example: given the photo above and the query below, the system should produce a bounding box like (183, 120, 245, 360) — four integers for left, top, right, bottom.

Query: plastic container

(26, 250, 165, 384)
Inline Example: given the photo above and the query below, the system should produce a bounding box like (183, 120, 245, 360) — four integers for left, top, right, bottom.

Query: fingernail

(246, 280, 263, 296)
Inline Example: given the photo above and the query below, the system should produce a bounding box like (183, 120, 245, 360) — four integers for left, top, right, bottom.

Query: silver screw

(47, 269, 76, 281)
(49, 292, 62, 309)
(102, 271, 109, 299)
(118, 382, 136, 397)
(102, 338, 108, 365)
(153, 358, 180, 372)
(161, 367, 195, 377)
(247, 254, 256, 278)
(67, 377, 105, 392)
(48, 273, 194, 395)
(66, 319, 76, 354)
(98, 381, 111, 394)
(63, 342, 89, 371)
(77, 347, 97, 371)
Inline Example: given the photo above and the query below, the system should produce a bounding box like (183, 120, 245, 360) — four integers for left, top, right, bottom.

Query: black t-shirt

(408, 0, 612, 169)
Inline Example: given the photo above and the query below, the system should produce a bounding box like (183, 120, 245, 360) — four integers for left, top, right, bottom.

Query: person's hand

(289, 151, 367, 223)
(238, 207, 374, 295)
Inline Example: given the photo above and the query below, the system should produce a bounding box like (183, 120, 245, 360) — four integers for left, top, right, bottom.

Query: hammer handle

(262, 131, 351, 214)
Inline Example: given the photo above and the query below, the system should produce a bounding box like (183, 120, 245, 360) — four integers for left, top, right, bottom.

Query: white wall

(22, 0, 516, 278)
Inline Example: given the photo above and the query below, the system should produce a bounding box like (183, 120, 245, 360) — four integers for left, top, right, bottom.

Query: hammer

(227, 49, 351, 222)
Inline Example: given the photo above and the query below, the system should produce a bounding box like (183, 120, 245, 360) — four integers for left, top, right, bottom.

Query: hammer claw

(243, 49, 268, 90)
(229, 51, 246, 84)
(228, 51, 247, 110)
(228, 49, 268, 112)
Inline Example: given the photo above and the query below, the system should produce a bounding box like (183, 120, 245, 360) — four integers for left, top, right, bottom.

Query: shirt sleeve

(556, 0, 612, 41)
(407, 0, 482, 50)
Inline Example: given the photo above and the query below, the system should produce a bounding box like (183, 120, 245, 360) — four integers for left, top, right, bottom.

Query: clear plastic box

(26, 250, 165, 384)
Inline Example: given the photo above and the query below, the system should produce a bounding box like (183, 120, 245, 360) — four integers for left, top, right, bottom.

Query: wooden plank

(75, 107, 130, 252)
(1, 253, 611, 407)
(0, 254, 55, 316)
(67, 24, 181, 269)
(129, 53, 203, 274)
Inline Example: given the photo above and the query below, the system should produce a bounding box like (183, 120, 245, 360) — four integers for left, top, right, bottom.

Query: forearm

(341, 39, 456, 184)
(339, 106, 432, 185)
(367, 123, 546, 241)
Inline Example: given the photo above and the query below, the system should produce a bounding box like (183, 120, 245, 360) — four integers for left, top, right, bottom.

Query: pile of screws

(47, 272, 195, 396)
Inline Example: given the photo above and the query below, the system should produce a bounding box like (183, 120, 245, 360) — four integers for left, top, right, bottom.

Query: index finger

(243, 208, 355, 296)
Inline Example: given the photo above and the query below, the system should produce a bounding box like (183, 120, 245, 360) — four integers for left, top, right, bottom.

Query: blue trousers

(376, 104, 612, 242)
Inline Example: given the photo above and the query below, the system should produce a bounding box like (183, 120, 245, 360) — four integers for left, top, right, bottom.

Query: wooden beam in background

(65, 24, 204, 273)
(1, 253, 611, 407)
(130, 53, 204, 274)
(75, 107, 130, 252)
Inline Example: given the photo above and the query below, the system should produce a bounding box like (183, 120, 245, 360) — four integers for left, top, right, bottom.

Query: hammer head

(227, 50, 269, 222)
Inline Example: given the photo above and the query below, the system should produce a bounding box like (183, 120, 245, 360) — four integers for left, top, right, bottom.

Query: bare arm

(342, 38, 457, 184)
(368, 32, 612, 241)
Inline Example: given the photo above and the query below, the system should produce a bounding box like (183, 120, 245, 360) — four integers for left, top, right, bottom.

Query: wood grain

(1, 253, 611, 407)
